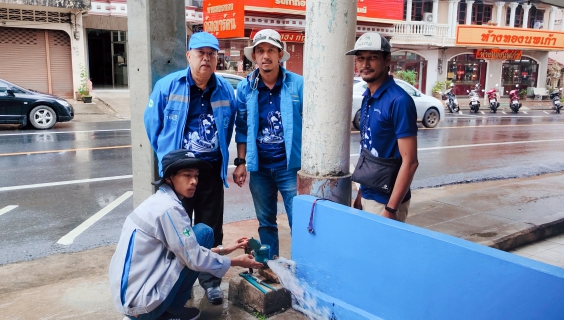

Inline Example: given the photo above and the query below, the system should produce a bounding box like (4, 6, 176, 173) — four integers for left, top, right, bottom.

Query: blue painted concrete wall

(292, 195, 564, 320)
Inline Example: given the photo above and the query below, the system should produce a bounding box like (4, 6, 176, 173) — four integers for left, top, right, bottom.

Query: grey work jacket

(109, 185, 231, 316)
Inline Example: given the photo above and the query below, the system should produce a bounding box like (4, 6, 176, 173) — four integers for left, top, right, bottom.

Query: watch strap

(234, 158, 246, 166)
(218, 245, 224, 255)
(385, 205, 397, 214)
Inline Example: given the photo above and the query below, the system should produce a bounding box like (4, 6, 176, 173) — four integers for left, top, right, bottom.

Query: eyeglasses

(193, 50, 218, 59)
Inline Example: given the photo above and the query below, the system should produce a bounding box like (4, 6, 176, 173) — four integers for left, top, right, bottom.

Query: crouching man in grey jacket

(109, 149, 263, 320)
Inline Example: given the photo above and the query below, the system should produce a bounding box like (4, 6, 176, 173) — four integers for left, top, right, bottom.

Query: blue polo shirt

(182, 73, 220, 163)
(359, 76, 418, 204)
(256, 72, 286, 169)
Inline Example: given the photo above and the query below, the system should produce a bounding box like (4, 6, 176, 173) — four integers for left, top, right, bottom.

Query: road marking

(417, 138, 564, 151)
(523, 111, 528, 114)
(0, 205, 18, 216)
(0, 128, 130, 137)
(544, 111, 550, 114)
(420, 122, 563, 130)
(0, 145, 132, 157)
(0, 175, 132, 192)
(57, 191, 133, 245)
(480, 111, 485, 114)
(458, 111, 463, 115)
(502, 111, 507, 114)
(347, 138, 564, 156)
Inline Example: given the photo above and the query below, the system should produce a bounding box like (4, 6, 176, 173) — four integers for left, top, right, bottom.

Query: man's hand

(233, 165, 247, 187)
(223, 237, 249, 255)
(231, 254, 264, 269)
(353, 190, 363, 210)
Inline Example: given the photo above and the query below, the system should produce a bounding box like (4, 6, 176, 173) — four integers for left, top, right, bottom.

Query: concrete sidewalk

(69, 90, 131, 123)
(1, 173, 563, 319)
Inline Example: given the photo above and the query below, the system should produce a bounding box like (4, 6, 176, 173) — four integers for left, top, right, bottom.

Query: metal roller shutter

(0, 27, 48, 93)
(48, 30, 73, 98)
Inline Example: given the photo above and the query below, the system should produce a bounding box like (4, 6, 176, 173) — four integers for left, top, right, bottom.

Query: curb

(472, 212, 564, 252)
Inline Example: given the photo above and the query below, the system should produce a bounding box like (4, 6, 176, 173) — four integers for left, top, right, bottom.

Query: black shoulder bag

(351, 99, 401, 194)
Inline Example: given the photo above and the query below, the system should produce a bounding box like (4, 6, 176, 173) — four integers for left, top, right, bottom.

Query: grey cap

(345, 33, 391, 56)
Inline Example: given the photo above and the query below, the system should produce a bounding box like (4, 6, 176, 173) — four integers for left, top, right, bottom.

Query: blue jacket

(144, 68, 236, 187)
(235, 67, 303, 172)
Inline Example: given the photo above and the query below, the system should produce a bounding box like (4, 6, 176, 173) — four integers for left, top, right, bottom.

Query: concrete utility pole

(298, 0, 357, 205)
(128, 0, 187, 206)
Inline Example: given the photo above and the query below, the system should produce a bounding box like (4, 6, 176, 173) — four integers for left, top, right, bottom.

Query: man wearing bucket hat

(144, 31, 236, 304)
(233, 29, 304, 259)
(347, 33, 419, 222)
(109, 149, 263, 320)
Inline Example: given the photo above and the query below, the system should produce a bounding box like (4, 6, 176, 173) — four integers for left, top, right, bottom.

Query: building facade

(392, 0, 564, 96)
(1, 0, 563, 97)
(0, 0, 90, 98)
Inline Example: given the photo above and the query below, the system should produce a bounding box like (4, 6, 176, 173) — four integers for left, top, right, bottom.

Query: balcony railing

(394, 21, 450, 37)
(392, 21, 454, 46)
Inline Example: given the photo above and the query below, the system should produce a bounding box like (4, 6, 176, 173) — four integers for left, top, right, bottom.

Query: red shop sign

(250, 29, 305, 43)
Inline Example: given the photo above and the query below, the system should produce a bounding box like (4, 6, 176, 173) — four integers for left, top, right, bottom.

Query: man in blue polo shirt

(347, 33, 419, 222)
(144, 32, 236, 304)
(233, 29, 304, 259)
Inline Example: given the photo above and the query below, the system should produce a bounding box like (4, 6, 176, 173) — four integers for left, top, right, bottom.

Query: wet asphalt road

(1, 111, 564, 265)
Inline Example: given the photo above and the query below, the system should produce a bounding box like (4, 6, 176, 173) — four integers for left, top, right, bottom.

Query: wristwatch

(385, 205, 397, 214)
(234, 158, 246, 166)
(218, 245, 224, 255)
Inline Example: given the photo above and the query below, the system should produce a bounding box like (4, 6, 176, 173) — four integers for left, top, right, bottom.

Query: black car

(0, 78, 74, 129)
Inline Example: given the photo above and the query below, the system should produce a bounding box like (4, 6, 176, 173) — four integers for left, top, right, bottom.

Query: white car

(216, 72, 245, 97)
(351, 78, 445, 129)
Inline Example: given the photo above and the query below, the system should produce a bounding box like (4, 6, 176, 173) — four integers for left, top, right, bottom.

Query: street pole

(128, 0, 187, 206)
(298, 0, 357, 205)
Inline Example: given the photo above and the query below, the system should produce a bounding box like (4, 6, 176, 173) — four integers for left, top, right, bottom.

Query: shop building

(201, 0, 403, 77)
(0, 0, 89, 99)
(3, 0, 563, 98)
(391, 0, 564, 97)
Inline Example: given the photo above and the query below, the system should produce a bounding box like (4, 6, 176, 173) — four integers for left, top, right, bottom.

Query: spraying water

(267, 258, 332, 320)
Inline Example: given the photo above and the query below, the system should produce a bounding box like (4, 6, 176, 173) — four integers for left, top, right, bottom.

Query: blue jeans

(129, 223, 214, 320)
(249, 167, 298, 259)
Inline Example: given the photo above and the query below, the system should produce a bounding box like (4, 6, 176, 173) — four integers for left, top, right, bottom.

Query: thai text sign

(457, 25, 564, 50)
(475, 49, 522, 60)
(250, 29, 305, 42)
(246, 0, 403, 21)
(203, 0, 244, 39)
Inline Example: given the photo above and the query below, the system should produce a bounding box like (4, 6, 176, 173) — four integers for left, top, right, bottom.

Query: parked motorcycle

(467, 83, 481, 113)
(486, 84, 499, 113)
(508, 84, 521, 114)
(442, 83, 459, 113)
(550, 88, 563, 114)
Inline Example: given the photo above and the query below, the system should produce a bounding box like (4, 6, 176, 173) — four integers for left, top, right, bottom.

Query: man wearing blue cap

(144, 31, 236, 304)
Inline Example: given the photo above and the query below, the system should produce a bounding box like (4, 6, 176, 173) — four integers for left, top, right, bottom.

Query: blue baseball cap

(188, 32, 220, 51)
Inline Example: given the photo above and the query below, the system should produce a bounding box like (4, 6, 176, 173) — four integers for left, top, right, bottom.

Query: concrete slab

(228, 276, 291, 316)
(407, 202, 477, 226)
(425, 213, 517, 238)
(94, 90, 131, 120)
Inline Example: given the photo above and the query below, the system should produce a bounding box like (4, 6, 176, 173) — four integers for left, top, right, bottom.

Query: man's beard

(361, 70, 379, 83)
